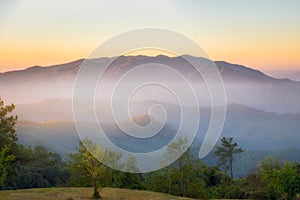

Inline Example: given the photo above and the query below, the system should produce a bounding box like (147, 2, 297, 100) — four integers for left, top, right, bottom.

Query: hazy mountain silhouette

(270, 71, 300, 81)
(16, 103, 300, 156)
(1, 55, 299, 113)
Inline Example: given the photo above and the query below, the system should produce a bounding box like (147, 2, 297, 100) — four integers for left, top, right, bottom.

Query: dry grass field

(0, 187, 198, 200)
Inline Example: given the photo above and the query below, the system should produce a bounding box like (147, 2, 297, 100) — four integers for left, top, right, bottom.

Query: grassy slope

(0, 187, 197, 200)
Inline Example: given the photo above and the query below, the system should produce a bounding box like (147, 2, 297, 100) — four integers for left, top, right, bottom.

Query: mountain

(287, 71, 300, 81)
(5, 55, 300, 177)
(266, 70, 300, 81)
(221, 104, 300, 150)
(15, 114, 176, 158)
(0, 59, 83, 103)
(14, 99, 74, 122)
(16, 120, 80, 160)
(1, 55, 299, 113)
(16, 103, 300, 157)
(15, 102, 300, 176)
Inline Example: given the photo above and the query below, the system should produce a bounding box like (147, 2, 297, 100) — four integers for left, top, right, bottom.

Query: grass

(0, 187, 198, 200)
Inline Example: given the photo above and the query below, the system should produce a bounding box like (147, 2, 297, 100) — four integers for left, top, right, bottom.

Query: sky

(0, 0, 300, 73)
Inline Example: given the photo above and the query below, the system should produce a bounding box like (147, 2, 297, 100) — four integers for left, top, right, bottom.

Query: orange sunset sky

(0, 0, 299, 73)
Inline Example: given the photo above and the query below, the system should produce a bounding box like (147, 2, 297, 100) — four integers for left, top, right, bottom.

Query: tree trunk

(92, 177, 101, 199)
(179, 160, 184, 197)
(230, 158, 233, 180)
(168, 166, 171, 194)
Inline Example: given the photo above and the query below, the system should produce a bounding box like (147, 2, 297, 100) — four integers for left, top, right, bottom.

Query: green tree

(68, 139, 103, 199)
(171, 148, 194, 197)
(0, 146, 14, 187)
(145, 169, 169, 194)
(116, 155, 143, 190)
(160, 137, 210, 198)
(259, 158, 300, 200)
(0, 98, 18, 148)
(279, 162, 300, 200)
(7, 145, 68, 189)
(164, 137, 189, 195)
(0, 98, 18, 188)
(98, 149, 121, 188)
(213, 137, 244, 180)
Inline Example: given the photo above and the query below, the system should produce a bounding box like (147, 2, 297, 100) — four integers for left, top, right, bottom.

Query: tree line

(1, 98, 299, 199)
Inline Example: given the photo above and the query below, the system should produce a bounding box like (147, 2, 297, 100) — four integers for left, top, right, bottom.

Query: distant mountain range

(1, 55, 300, 113)
(15, 102, 300, 177)
(16, 102, 300, 155)
(0, 55, 291, 83)
(3, 55, 299, 177)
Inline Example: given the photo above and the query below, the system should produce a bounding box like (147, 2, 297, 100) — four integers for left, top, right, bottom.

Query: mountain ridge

(15, 102, 300, 150)
(1, 55, 299, 113)
(1, 55, 295, 83)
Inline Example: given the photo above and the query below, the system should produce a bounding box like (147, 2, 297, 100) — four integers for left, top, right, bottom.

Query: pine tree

(213, 137, 244, 180)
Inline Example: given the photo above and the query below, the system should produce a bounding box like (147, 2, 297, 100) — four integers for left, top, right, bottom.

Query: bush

(17, 172, 49, 189)
(225, 185, 246, 199)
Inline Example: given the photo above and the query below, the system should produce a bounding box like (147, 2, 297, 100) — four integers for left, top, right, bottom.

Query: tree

(18, 146, 68, 188)
(259, 158, 300, 200)
(69, 139, 103, 199)
(172, 149, 194, 197)
(162, 137, 189, 195)
(118, 155, 143, 190)
(69, 139, 102, 199)
(279, 162, 300, 200)
(97, 149, 122, 188)
(0, 98, 18, 188)
(0, 98, 18, 148)
(145, 148, 213, 198)
(159, 137, 210, 198)
(0, 146, 14, 187)
(213, 137, 244, 180)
